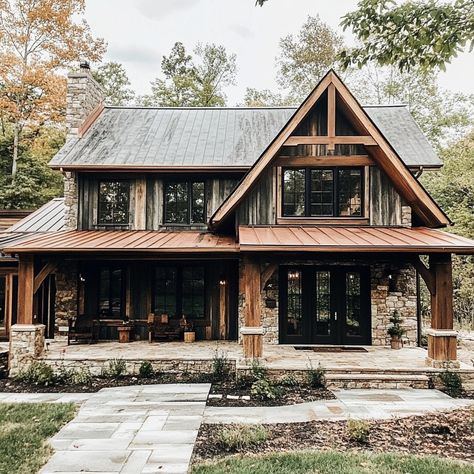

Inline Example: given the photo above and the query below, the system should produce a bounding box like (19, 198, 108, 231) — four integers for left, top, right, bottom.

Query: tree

(243, 88, 293, 107)
(0, 0, 106, 182)
(276, 15, 344, 101)
(141, 42, 237, 107)
(93, 62, 135, 106)
(339, 0, 474, 72)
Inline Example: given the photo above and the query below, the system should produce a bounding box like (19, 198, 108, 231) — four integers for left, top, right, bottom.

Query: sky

(84, 0, 474, 106)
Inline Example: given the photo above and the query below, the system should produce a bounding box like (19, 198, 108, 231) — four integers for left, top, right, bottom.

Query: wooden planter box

(118, 326, 132, 343)
(184, 331, 196, 343)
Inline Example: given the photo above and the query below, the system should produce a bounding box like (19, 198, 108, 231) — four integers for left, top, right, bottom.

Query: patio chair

(147, 314, 185, 342)
(68, 314, 99, 345)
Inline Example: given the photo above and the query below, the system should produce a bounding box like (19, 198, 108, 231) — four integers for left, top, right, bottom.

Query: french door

(279, 266, 371, 345)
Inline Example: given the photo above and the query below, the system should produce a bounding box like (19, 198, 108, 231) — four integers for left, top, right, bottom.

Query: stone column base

(241, 327, 264, 359)
(9, 324, 45, 376)
(425, 328, 459, 368)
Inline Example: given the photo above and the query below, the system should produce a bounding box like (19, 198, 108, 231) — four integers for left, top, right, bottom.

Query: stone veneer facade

(8, 325, 45, 376)
(239, 260, 418, 347)
(54, 262, 79, 338)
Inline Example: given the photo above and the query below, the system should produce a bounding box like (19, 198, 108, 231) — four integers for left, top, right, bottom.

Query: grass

(217, 425, 268, 451)
(192, 450, 474, 474)
(0, 403, 76, 474)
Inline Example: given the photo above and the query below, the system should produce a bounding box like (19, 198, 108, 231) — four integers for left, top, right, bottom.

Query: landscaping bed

(193, 407, 474, 463)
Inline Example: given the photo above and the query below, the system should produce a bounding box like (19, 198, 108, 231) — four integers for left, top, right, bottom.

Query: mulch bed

(194, 407, 474, 463)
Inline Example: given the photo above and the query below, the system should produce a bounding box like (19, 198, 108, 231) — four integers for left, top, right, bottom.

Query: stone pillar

(8, 324, 45, 376)
(426, 253, 459, 368)
(240, 257, 263, 359)
(63, 171, 78, 231)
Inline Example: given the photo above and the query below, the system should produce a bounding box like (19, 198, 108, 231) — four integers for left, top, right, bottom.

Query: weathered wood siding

(369, 167, 403, 225)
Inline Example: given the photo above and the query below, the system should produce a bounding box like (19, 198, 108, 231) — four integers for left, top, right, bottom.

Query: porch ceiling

(239, 226, 474, 254)
(2, 230, 238, 254)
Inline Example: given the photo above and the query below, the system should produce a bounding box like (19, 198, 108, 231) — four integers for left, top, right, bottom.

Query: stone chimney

(66, 61, 104, 139)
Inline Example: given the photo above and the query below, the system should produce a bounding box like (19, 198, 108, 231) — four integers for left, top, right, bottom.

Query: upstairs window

(98, 180, 130, 226)
(164, 181, 205, 225)
(282, 167, 363, 218)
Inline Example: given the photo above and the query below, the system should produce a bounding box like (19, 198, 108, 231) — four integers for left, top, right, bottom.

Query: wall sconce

(219, 277, 227, 286)
(288, 270, 300, 281)
(79, 273, 86, 282)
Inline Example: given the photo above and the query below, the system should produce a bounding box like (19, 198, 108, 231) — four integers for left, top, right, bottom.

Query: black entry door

(279, 266, 371, 345)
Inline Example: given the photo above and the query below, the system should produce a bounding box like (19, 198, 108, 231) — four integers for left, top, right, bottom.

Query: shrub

(388, 311, 405, 339)
(279, 374, 299, 387)
(212, 349, 231, 382)
(249, 359, 268, 381)
(307, 362, 326, 389)
(346, 419, 370, 444)
(235, 374, 254, 389)
(139, 361, 154, 378)
(217, 424, 268, 451)
(103, 358, 127, 378)
(69, 367, 93, 385)
(16, 362, 56, 386)
(439, 369, 463, 397)
(251, 378, 282, 401)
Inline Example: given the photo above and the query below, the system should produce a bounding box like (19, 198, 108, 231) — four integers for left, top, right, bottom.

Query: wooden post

(426, 254, 458, 367)
(17, 255, 35, 325)
(240, 257, 263, 358)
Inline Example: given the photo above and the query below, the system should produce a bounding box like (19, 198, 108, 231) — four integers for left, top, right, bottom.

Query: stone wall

(63, 172, 78, 231)
(401, 205, 412, 227)
(55, 261, 78, 338)
(8, 325, 45, 376)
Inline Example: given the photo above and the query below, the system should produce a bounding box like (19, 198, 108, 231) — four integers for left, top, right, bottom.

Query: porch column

(426, 253, 459, 368)
(240, 257, 263, 359)
(9, 254, 45, 375)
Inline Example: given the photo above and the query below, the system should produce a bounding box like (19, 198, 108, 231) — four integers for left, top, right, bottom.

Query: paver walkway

(39, 384, 211, 474)
(204, 389, 474, 424)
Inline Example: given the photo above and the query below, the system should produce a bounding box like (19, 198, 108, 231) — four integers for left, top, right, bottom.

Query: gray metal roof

(50, 105, 442, 169)
(7, 198, 65, 233)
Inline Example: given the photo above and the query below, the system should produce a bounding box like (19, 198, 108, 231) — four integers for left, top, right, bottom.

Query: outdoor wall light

(79, 273, 86, 282)
(219, 277, 227, 286)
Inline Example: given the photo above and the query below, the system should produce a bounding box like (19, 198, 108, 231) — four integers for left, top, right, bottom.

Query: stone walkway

(39, 384, 211, 474)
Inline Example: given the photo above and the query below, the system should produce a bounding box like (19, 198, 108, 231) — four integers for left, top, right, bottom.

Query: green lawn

(192, 450, 474, 474)
(0, 403, 76, 474)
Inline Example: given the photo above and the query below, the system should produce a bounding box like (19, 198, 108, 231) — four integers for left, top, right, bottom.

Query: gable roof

(49, 105, 442, 171)
(210, 70, 450, 230)
(7, 198, 65, 233)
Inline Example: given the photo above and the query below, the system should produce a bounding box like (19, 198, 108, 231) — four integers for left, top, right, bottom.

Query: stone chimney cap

(80, 61, 91, 70)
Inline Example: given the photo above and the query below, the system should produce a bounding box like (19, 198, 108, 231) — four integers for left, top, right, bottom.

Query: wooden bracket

(33, 262, 57, 294)
(412, 257, 436, 295)
(261, 262, 278, 291)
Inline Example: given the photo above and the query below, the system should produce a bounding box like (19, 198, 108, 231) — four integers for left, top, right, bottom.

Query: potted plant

(182, 317, 195, 343)
(388, 311, 405, 349)
(118, 316, 133, 343)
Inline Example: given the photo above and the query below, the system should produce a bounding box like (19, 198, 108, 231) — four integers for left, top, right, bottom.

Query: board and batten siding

(369, 167, 404, 226)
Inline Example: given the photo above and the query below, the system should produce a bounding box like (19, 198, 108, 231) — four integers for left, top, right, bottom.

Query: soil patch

(194, 407, 474, 463)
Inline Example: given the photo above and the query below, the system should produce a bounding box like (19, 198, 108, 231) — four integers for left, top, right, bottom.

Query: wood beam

(327, 84, 336, 151)
(429, 253, 454, 330)
(283, 136, 377, 147)
(261, 262, 278, 291)
(411, 257, 435, 296)
(134, 177, 146, 230)
(17, 255, 34, 325)
(275, 155, 374, 167)
(33, 262, 57, 294)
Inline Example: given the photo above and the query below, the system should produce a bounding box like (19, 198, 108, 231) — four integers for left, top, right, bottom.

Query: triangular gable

(209, 70, 450, 231)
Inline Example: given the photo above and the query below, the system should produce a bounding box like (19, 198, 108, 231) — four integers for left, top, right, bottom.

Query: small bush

(250, 359, 268, 381)
(217, 424, 268, 451)
(251, 378, 282, 401)
(103, 358, 127, 378)
(139, 361, 154, 378)
(16, 362, 56, 386)
(307, 362, 326, 389)
(235, 374, 254, 389)
(212, 349, 231, 382)
(439, 369, 463, 397)
(346, 419, 370, 444)
(279, 374, 299, 387)
(69, 367, 93, 385)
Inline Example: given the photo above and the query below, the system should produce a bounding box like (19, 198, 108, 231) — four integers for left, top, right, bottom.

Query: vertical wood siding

(370, 167, 403, 225)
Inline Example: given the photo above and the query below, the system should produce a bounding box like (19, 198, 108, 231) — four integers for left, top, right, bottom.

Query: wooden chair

(68, 315, 99, 345)
(148, 314, 186, 342)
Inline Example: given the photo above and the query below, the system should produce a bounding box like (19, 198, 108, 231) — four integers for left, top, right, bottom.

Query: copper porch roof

(3, 230, 238, 253)
(238, 226, 474, 254)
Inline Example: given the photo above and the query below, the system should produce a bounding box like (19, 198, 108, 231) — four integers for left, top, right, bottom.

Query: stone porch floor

(42, 340, 474, 373)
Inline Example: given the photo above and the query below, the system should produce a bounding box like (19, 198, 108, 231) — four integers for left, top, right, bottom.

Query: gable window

(282, 167, 363, 218)
(164, 181, 205, 225)
(98, 180, 130, 226)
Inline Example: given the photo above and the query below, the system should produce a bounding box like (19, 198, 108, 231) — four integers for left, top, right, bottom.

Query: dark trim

(163, 180, 206, 226)
(97, 179, 132, 228)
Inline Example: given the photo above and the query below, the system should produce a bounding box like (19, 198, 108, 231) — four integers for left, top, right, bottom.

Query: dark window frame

(97, 179, 131, 227)
(97, 264, 126, 320)
(152, 264, 206, 320)
(163, 180, 206, 225)
(282, 167, 364, 218)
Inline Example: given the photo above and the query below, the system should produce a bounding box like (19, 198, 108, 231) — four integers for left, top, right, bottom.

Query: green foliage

(339, 0, 474, 72)
(243, 88, 293, 107)
(102, 358, 127, 379)
(68, 367, 93, 385)
(217, 424, 268, 451)
(346, 419, 370, 444)
(388, 311, 405, 339)
(138, 361, 154, 379)
(251, 378, 281, 401)
(0, 403, 76, 474)
(93, 62, 135, 106)
(15, 362, 56, 386)
(279, 374, 299, 387)
(306, 362, 326, 389)
(249, 359, 268, 381)
(439, 369, 463, 397)
(140, 41, 236, 107)
(212, 349, 231, 382)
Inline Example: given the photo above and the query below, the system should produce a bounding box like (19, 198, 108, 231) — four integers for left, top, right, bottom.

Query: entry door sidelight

(280, 266, 371, 345)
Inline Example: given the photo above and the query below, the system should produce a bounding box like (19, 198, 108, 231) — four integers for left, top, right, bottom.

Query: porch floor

(43, 340, 474, 373)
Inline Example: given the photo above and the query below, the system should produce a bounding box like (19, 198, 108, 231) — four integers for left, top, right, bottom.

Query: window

(164, 181, 205, 224)
(152, 265, 205, 319)
(282, 167, 363, 218)
(98, 266, 124, 318)
(98, 181, 130, 226)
